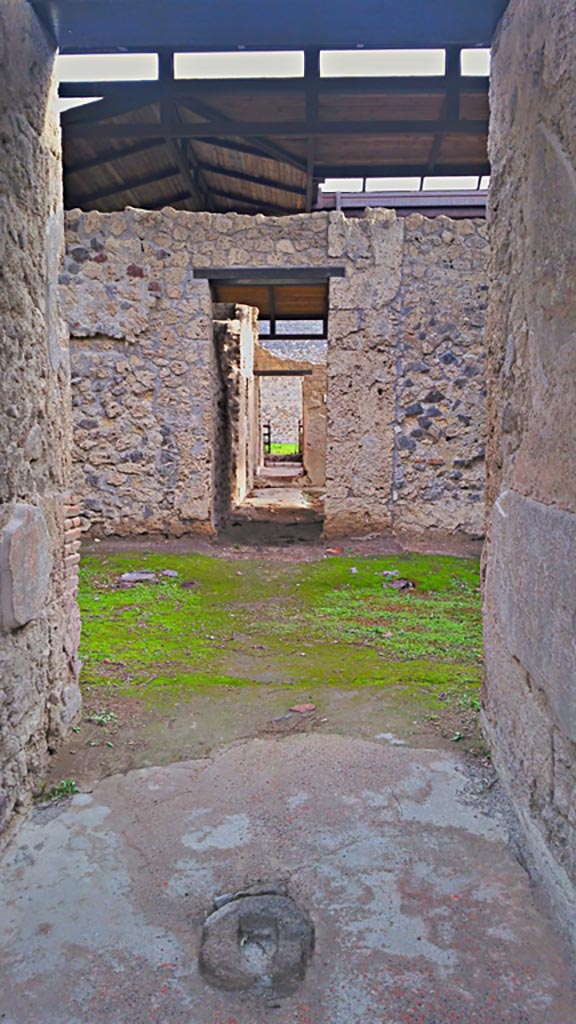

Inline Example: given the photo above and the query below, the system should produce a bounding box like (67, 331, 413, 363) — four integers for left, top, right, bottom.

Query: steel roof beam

(59, 76, 489, 99)
(64, 118, 488, 140)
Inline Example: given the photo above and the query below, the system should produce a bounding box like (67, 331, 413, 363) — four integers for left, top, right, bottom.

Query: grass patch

(298, 554, 482, 662)
(269, 442, 300, 455)
(78, 550, 482, 713)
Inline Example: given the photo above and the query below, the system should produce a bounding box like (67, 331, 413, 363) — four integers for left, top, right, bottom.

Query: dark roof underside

(33, 1, 509, 52)
(61, 67, 492, 216)
(33, 1, 508, 216)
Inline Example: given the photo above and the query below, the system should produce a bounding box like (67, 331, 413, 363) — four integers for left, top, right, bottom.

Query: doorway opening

(201, 267, 338, 541)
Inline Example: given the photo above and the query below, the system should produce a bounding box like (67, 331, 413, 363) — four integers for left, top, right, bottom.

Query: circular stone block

(199, 894, 314, 993)
(0, 504, 53, 632)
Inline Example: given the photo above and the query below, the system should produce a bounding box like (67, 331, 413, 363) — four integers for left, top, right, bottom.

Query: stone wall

(63, 210, 217, 537)
(260, 339, 327, 364)
(393, 216, 487, 536)
(483, 0, 576, 942)
(260, 376, 302, 448)
(0, 0, 80, 839)
(64, 209, 487, 539)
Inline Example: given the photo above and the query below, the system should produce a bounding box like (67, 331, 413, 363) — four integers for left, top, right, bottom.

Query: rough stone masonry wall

(62, 210, 217, 537)
(393, 215, 487, 536)
(0, 0, 80, 839)
(64, 209, 487, 539)
(483, 0, 576, 942)
(260, 376, 302, 448)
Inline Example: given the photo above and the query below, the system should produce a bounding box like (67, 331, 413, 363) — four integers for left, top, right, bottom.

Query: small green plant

(88, 709, 118, 726)
(458, 695, 482, 712)
(46, 779, 79, 800)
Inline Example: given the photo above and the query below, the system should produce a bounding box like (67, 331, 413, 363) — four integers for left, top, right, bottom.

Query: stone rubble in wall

(392, 214, 488, 537)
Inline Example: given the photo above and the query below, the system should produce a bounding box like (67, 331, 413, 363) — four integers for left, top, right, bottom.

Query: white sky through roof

(320, 49, 445, 77)
(175, 51, 304, 78)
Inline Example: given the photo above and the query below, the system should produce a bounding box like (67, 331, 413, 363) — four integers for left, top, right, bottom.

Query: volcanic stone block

(486, 489, 576, 743)
(0, 504, 53, 632)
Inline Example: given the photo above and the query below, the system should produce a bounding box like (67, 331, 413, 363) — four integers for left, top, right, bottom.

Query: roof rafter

(159, 50, 211, 211)
(74, 167, 180, 205)
(209, 188, 296, 214)
(304, 47, 320, 212)
(198, 162, 305, 195)
(195, 137, 307, 172)
(31, 0, 509, 52)
(64, 141, 162, 175)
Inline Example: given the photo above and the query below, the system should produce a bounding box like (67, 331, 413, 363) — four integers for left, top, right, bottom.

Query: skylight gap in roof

(55, 53, 158, 81)
(320, 49, 445, 77)
(460, 49, 491, 76)
(175, 51, 304, 79)
(319, 179, 364, 193)
(365, 177, 422, 192)
(319, 175, 490, 195)
(422, 176, 481, 191)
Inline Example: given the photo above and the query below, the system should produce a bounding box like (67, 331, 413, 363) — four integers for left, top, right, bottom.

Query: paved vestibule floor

(1, 733, 574, 1023)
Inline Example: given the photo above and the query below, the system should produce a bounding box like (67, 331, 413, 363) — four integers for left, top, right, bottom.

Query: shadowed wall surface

(483, 0, 576, 943)
(0, 0, 80, 840)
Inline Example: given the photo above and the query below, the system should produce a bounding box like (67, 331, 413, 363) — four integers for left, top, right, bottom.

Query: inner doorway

(201, 267, 339, 540)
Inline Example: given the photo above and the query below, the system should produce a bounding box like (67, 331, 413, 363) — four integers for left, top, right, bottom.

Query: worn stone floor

(1, 733, 574, 1023)
(240, 485, 317, 512)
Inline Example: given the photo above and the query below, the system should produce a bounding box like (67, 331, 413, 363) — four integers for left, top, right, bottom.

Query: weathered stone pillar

(0, 0, 81, 838)
(213, 303, 260, 516)
(325, 210, 404, 536)
(483, 0, 576, 940)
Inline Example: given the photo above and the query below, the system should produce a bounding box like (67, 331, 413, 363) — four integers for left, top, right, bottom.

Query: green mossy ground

(79, 550, 482, 714)
(269, 442, 300, 455)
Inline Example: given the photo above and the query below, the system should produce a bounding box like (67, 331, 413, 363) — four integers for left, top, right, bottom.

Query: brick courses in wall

(0, 0, 80, 841)
(62, 208, 488, 540)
